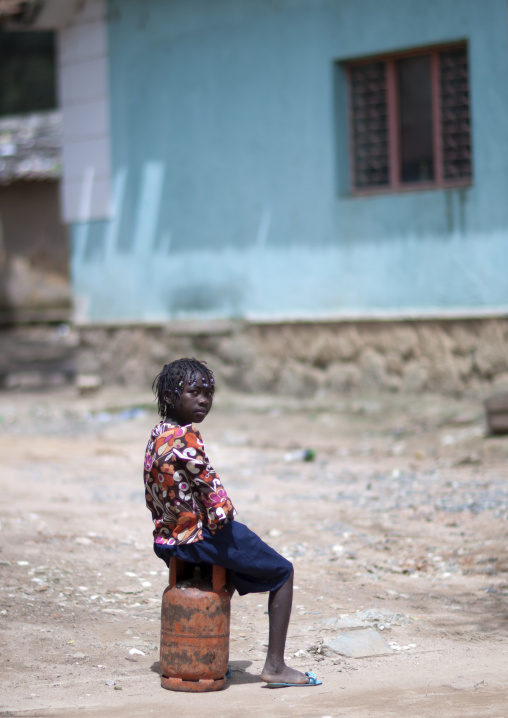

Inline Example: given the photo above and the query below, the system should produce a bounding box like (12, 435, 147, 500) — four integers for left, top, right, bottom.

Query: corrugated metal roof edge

(0, 109, 62, 182)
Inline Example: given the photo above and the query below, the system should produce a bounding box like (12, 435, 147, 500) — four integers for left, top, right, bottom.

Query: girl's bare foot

(260, 663, 309, 685)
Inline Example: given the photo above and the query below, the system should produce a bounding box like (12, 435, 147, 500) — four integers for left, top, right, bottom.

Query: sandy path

(0, 388, 507, 717)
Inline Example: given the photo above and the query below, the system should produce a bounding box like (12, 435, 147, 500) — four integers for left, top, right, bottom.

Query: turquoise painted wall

(72, 0, 508, 322)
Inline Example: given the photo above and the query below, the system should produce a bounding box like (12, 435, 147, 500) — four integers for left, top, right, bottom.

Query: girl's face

(166, 373, 213, 425)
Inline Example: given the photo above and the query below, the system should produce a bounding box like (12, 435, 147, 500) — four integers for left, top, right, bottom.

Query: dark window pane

(0, 28, 56, 116)
(350, 61, 389, 189)
(439, 47, 472, 181)
(397, 55, 434, 183)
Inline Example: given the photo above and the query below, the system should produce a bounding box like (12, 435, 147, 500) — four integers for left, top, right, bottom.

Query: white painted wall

(56, 0, 111, 222)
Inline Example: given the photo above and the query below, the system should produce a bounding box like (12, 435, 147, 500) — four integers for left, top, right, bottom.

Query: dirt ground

(1, 386, 507, 717)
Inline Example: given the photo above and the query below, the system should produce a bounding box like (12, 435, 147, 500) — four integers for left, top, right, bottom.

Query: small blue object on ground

(264, 671, 322, 688)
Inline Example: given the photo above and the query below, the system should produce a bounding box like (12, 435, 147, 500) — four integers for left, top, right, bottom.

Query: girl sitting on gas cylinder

(143, 358, 322, 688)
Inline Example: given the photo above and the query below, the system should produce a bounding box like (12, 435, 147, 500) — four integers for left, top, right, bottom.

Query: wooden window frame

(346, 42, 473, 196)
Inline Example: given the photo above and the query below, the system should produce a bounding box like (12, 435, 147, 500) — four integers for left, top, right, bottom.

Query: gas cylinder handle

(169, 557, 185, 588)
(169, 558, 226, 592)
(212, 565, 227, 591)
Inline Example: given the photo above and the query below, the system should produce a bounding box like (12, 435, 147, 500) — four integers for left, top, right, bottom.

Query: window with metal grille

(0, 27, 56, 116)
(346, 43, 472, 193)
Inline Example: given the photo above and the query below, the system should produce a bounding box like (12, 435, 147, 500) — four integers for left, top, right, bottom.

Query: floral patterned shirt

(144, 421, 236, 545)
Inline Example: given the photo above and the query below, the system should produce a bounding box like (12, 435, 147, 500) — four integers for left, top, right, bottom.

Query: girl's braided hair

(152, 358, 215, 420)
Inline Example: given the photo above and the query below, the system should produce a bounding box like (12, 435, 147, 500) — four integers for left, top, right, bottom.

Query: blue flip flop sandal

(265, 671, 322, 688)
(225, 666, 232, 679)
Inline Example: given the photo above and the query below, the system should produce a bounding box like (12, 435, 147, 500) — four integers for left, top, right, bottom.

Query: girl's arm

(172, 427, 236, 528)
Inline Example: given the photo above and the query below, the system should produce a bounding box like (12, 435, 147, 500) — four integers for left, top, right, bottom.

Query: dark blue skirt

(153, 521, 293, 596)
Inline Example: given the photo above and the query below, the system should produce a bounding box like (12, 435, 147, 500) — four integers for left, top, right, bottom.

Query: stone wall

(77, 317, 508, 397)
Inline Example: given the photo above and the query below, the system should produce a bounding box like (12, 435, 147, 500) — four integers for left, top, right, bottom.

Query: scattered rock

(454, 453, 481, 466)
(293, 649, 308, 658)
(321, 629, 392, 658)
(355, 609, 412, 628)
(321, 616, 365, 630)
(447, 677, 485, 691)
(75, 537, 93, 546)
(128, 648, 145, 656)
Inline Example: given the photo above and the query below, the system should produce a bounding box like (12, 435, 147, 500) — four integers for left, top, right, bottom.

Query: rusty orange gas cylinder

(160, 557, 231, 692)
